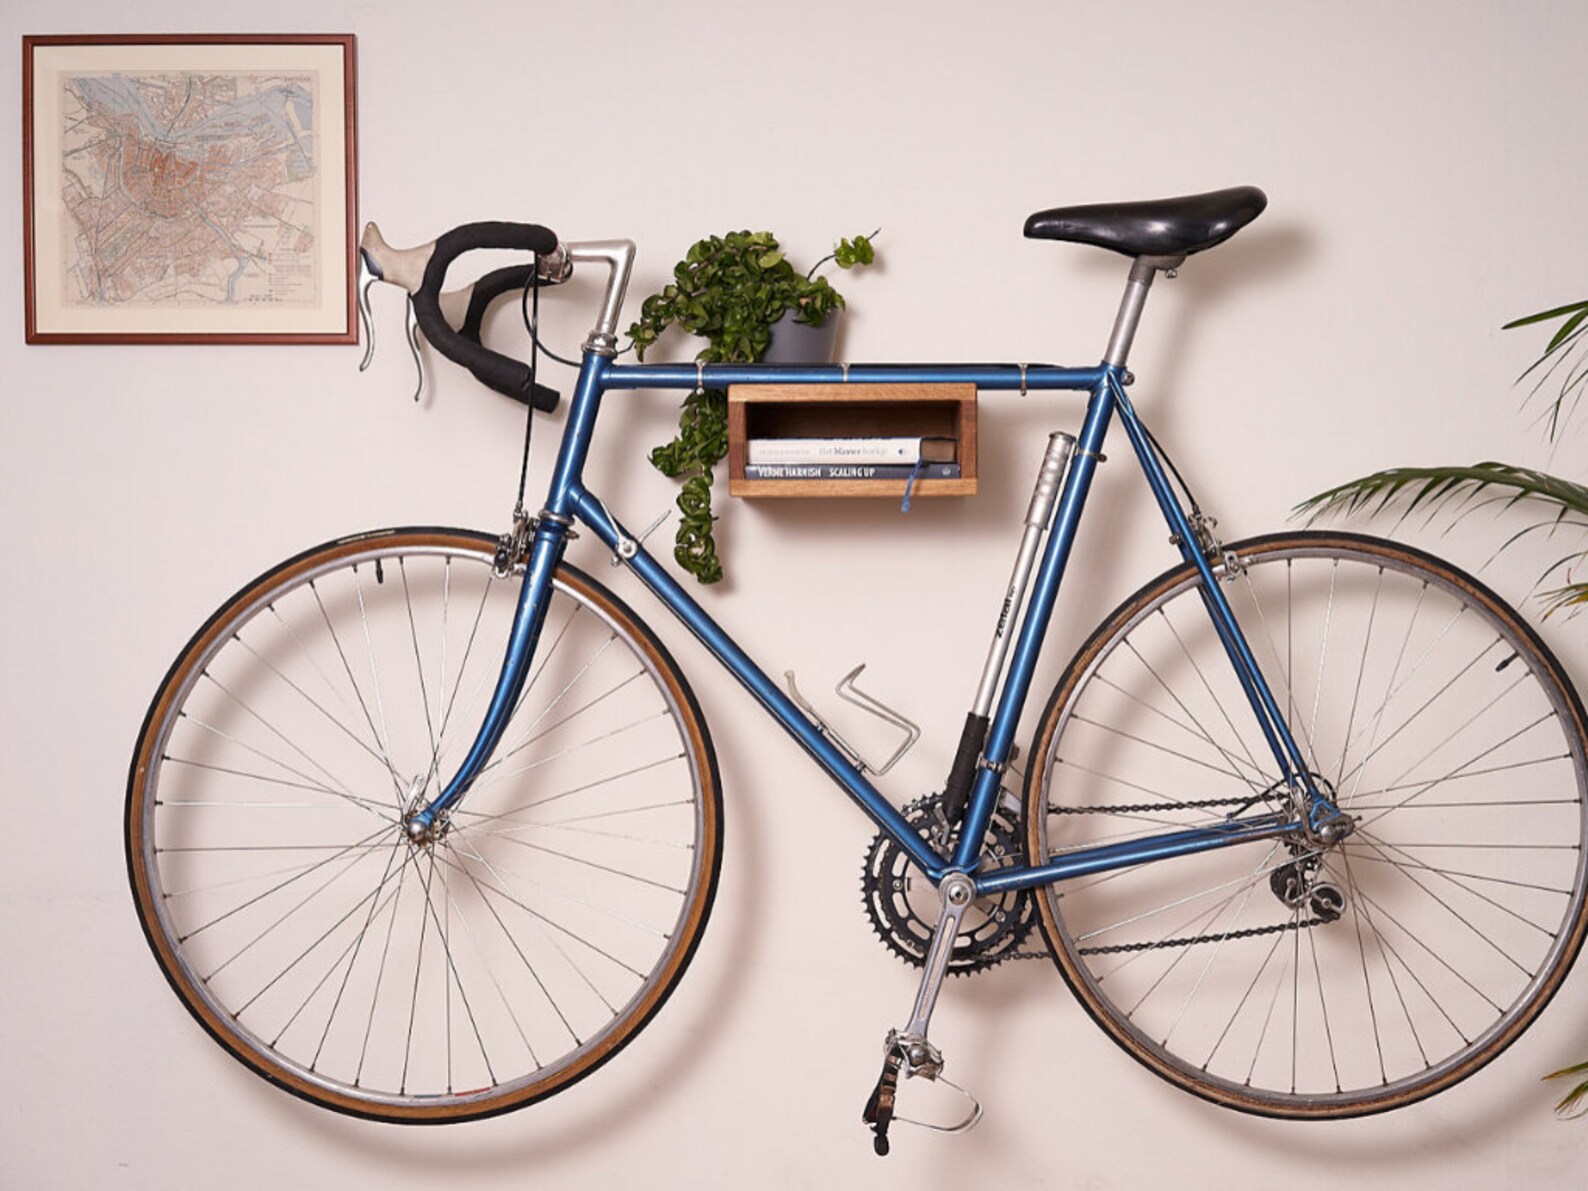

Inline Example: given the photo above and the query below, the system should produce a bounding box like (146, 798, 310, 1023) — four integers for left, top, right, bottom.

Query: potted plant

(629, 228, 878, 583)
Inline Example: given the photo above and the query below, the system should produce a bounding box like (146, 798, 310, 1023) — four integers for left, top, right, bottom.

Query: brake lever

(357, 247, 428, 402)
(357, 248, 379, 372)
(404, 298, 425, 402)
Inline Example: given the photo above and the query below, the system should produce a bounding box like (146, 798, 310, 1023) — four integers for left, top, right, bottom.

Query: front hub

(402, 777, 451, 847)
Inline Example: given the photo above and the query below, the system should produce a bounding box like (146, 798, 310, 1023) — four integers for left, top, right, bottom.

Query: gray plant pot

(762, 309, 841, 364)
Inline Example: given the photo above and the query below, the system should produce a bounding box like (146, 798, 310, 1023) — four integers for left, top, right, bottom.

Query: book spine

(742, 462, 961, 481)
(745, 437, 943, 465)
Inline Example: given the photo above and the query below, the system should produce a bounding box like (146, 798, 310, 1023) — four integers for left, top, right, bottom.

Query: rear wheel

(127, 528, 722, 1122)
(1026, 532, 1588, 1117)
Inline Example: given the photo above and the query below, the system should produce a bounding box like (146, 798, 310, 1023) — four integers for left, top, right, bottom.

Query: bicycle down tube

(410, 350, 1322, 893)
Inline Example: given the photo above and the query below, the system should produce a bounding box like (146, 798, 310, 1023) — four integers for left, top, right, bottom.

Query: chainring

(860, 795, 1039, 975)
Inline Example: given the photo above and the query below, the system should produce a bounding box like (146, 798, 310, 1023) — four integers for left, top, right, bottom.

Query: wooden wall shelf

(726, 383, 977, 498)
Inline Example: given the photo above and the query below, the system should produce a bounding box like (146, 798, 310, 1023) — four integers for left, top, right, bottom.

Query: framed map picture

(23, 34, 357, 344)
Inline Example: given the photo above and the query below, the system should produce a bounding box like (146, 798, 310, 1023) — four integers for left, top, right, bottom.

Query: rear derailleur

(1269, 852, 1346, 922)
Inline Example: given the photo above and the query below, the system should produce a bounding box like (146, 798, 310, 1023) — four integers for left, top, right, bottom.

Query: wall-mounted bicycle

(126, 188, 1588, 1154)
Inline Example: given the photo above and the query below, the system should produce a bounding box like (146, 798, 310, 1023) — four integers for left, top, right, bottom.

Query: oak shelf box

(726, 383, 978, 498)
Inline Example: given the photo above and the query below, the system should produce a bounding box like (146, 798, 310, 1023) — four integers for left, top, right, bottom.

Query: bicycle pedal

(860, 1037, 905, 1156)
(861, 1033, 983, 1155)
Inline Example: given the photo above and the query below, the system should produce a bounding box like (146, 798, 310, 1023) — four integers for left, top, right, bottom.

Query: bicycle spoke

(312, 576, 406, 809)
(1125, 625, 1270, 790)
(355, 851, 412, 1088)
(442, 835, 671, 940)
(230, 839, 405, 1013)
(157, 757, 395, 817)
(1344, 835, 1550, 972)
(184, 683, 370, 813)
(1334, 564, 1385, 792)
(307, 842, 408, 1070)
(397, 557, 442, 787)
(455, 845, 639, 997)
(1337, 624, 1496, 801)
(482, 667, 647, 781)
(1068, 713, 1271, 789)
(434, 558, 496, 747)
(176, 822, 393, 946)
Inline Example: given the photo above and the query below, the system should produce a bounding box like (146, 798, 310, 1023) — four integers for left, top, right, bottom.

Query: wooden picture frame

(22, 33, 357, 344)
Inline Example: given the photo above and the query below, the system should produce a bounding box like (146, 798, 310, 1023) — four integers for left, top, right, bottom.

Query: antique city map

(59, 70, 320, 309)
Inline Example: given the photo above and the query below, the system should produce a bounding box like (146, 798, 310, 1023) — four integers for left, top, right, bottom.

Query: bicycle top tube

(601, 361, 1111, 394)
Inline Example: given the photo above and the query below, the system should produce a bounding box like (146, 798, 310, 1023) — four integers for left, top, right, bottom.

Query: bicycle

(125, 187, 1588, 1153)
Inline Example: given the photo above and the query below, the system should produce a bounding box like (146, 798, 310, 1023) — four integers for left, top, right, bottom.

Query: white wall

(4, 1, 1587, 1187)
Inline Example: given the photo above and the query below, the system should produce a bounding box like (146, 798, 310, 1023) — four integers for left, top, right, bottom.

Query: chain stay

(1043, 792, 1324, 955)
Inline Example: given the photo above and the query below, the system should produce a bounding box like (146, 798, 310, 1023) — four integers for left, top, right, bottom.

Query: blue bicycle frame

(408, 342, 1338, 897)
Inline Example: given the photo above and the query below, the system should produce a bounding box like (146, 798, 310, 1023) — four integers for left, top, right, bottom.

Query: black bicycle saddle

(1024, 186, 1267, 259)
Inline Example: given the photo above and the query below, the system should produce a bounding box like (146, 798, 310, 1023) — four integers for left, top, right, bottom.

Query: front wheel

(1026, 532, 1588, 1117)
(127, 528, 722, 1123)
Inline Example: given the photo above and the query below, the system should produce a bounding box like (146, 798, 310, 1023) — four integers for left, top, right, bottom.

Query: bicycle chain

(1047, 794, 1266, 816)
(1077, 916, 1324, 956)
(1035, 794, 1324, 958)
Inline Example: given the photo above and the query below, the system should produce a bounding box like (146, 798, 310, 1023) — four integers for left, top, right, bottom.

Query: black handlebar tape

(460, 265, 538, 341)
(434, 220, 559, 261)
(410, 222, 561, 411)
(458, 265, 560, 410)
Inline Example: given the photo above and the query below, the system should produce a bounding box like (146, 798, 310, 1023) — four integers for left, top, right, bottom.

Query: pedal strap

(861, 1041, 906, 1157)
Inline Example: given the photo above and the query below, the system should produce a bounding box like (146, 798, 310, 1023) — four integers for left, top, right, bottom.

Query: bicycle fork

(403, 514, 571, 841)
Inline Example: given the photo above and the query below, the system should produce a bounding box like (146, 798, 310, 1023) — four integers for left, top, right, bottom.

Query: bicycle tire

(1025, 531, 1588, 1118)
(127, 528, 722, 1123)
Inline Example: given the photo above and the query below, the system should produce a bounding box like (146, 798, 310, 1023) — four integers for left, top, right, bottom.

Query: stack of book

(742, 435, 960, 481)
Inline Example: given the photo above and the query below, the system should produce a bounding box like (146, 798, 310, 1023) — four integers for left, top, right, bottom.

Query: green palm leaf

(1545, 1060, 1588, 1118)
(1504, 298, 1588, 439)
(1298, 461, 1588, 520)
(1297, 462, 1588, 613)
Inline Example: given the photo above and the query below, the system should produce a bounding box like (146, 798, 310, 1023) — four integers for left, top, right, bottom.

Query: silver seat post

(1103, 254, 1183, 368)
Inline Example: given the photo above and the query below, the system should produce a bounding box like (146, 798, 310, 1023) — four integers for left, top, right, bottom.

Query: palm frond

(1545, 1060, 1588, 1118)
(1297, 462, 1588, 523)
(1542, 584, 1588, 616)
(1505, 299, 1588, 440)
(1299, 463, 1588, 616)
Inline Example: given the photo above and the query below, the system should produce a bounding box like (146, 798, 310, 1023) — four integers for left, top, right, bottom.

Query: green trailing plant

(1300, 297, 1588, 1119)
(630, 228, 878, 583)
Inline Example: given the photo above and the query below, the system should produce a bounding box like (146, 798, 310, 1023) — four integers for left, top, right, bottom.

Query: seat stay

(1109, 373, 1338, 825)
